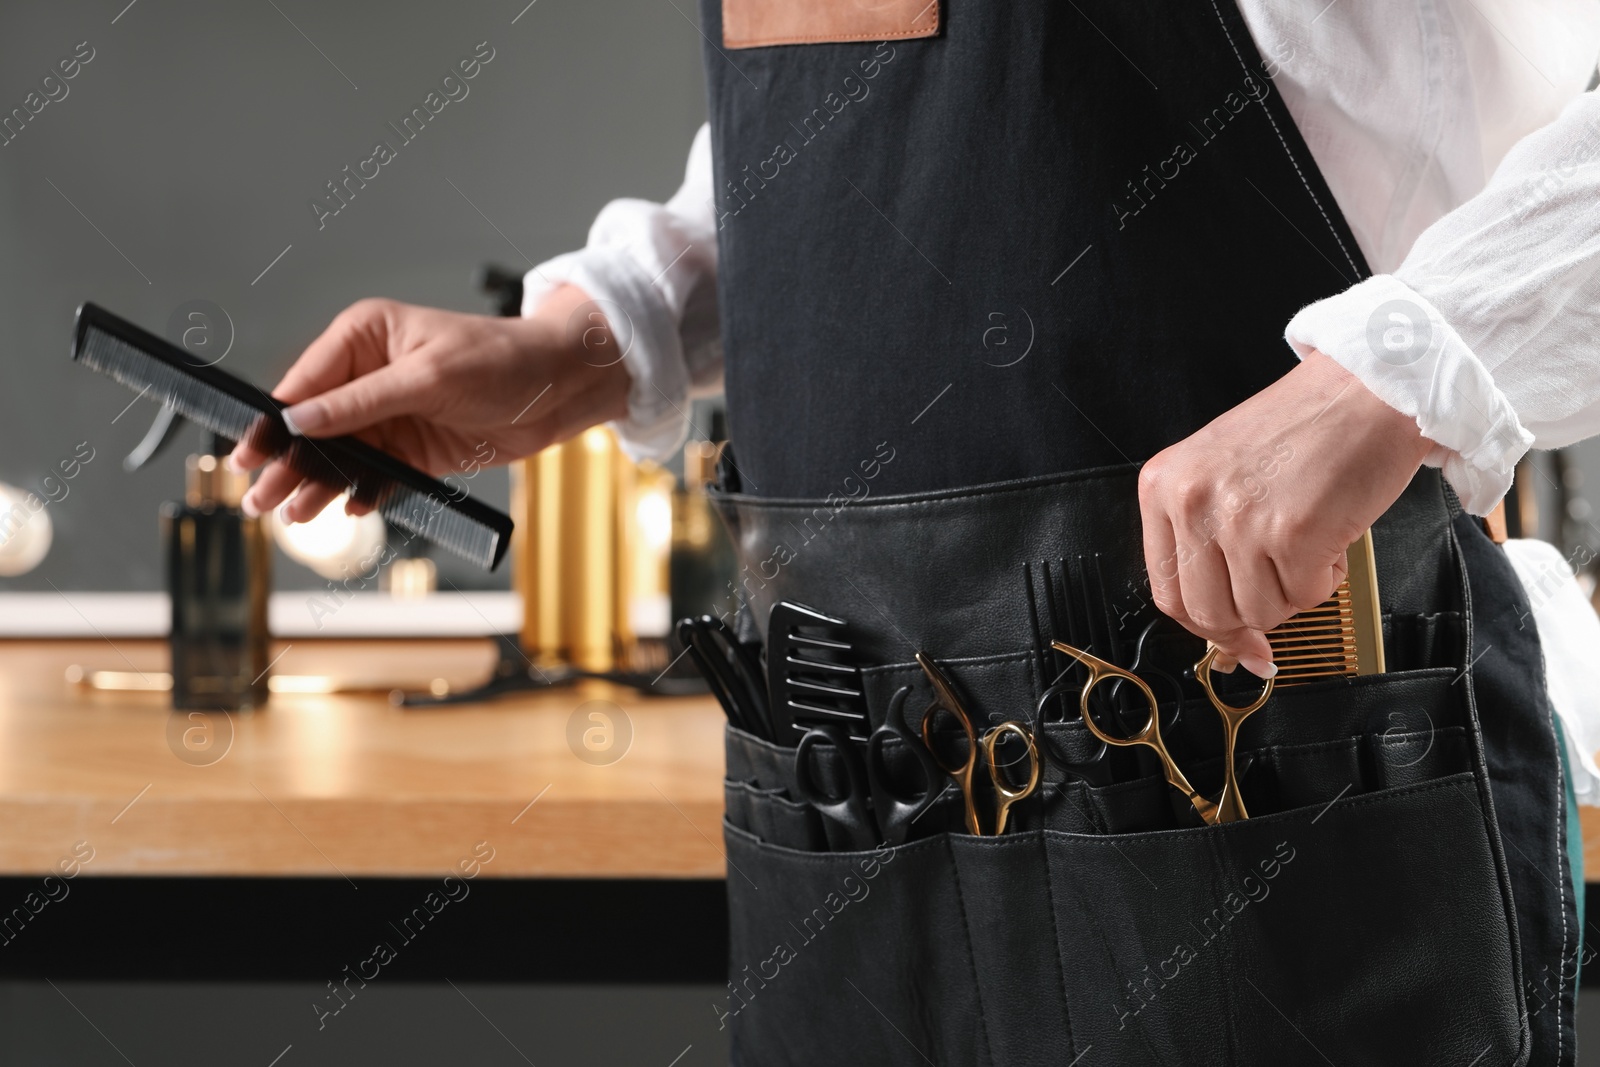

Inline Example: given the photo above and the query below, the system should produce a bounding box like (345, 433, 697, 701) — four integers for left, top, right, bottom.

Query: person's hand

(229, 285, 630, 522)
(1137, 351, 1432, 677)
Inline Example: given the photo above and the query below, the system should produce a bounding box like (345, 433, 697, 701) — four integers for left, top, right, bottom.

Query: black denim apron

(698, 1, 1577, 1063)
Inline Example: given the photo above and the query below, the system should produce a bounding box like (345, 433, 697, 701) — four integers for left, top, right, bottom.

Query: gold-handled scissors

(916, 652, 1041, 836)
(1050, 641, 1273, 824)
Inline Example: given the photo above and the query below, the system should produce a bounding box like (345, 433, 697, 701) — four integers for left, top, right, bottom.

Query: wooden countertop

(0, 640, 726, 879)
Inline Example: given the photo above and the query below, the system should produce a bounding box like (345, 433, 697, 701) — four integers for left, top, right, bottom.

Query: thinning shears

(1050, 640, 1273, 824)
(916, 652, 1041, 836)
(1033, 617, 1189, 789)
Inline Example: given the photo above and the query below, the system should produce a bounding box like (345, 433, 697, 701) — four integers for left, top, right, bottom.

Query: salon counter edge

(0, 639, 727, 879)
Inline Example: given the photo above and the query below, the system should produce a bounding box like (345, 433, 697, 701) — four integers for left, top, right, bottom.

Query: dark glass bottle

(162, 445, 271, 710)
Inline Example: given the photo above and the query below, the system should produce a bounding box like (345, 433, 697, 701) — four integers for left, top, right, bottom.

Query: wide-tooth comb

(1268, 529, 1384, 685)
(72, 302, 514, 571)
(766, 601, 869, 742)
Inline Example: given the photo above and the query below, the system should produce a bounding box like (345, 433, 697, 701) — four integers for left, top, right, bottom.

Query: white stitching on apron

(1204, 0, 1364, 282)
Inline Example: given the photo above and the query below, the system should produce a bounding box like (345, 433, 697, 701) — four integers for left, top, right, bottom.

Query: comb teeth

(1267, 582, 1357, 685)
(767, 602, 869, 741)
(77, 325, 265, 444)
(782, 631, 867, 731)
(72, 303, 514, 571)
(1268, 530, 1385, 686)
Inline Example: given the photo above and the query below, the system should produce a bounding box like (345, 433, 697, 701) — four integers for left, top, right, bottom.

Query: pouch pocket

(1025, 778, 1108, 834)
(727, 725, 903, 851)
(722, 826, 987, 1065)
(1233, 668, 1463, 753)
(726, 724, 805, 797)
(1241, 736, 1365, 815)
(1078, 774, 1176, 834)
(949, 834, 1076, 1063)
(726, 724, 884, 802)
(725, 772, 1523, 1066)
(724, 778, 754, 837)
(1383, 611, 1464, 672)
(1048, 774, 1524, 1067)
(725, 779, 826, 851)
(1366, 725, 1469, 791)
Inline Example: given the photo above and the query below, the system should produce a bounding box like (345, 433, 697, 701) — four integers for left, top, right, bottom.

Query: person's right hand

(230, 285, 631, 522)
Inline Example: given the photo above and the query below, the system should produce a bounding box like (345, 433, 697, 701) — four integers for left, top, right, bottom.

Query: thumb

(1329, 544, 1351, 591)
(1210, 627, 1277, 681)
(280, 363, 426, 438)
(1280, 545, 1351, 619)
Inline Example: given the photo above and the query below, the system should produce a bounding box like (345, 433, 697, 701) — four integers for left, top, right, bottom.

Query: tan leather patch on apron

(721, 0, 938, 49)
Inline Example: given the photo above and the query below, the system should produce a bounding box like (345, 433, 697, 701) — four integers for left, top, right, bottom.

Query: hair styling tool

(794, 722, 881, 849)
(915, 653, 1041, 836)
(766, 601, 870, 743)
(1268, 530, 1384, 684)
(677, 614, 772, 738)
(71, 302, 513, 571)
(1051, 639, 1272, 824)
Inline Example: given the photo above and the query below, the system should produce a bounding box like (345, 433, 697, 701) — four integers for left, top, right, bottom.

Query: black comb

(72, 302, 514, 571)
(766, 601, 870, 742)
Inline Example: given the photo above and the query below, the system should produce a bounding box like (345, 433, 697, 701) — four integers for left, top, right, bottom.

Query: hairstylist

(233, 5, 1600, 1063)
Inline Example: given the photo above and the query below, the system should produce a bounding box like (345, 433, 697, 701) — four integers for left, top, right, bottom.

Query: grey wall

(0, 0, 706, 592)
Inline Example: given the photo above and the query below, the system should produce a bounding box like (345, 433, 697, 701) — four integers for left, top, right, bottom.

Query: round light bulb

(635, 490, 673, 551)
(268, 493, 387, 580)
(0, 483, 53, 577)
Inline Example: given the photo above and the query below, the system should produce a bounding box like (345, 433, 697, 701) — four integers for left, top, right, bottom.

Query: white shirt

(522, 2, 1600, 792)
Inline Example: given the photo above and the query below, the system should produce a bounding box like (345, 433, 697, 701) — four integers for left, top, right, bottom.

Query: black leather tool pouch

(709, 466, 1528, 1067)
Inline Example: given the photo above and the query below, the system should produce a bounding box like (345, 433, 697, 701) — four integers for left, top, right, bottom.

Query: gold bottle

(510, 427, 674, 674)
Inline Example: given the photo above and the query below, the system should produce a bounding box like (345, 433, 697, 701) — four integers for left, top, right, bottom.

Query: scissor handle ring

(1075, 662, 1164, 748)
(1052, 641, 1219, 826)
(868, 688, 943, 803)
(1034, 683, 1111, 763)
(795, 727, 860, 806)
(920, 697, 978, 777)
(1194, 645, 1274, 715)
(982, 722, 1041, 801)
(1052, 642, 1163, 748)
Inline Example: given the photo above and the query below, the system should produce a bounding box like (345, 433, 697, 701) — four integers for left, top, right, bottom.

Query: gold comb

(1267, 529, 1384, 685)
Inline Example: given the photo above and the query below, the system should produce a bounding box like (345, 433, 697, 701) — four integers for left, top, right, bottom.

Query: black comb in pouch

(72, 302, 513, 571)
(766, 601, 870, 744)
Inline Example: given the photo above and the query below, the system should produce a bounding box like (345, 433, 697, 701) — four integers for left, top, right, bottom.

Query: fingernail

(281, 401, 326, 436)
(240, 490, 260, 518)
(226, 451, 244, 473)
(278, 502, 296, 526)
(1240, 656, 1278, 679)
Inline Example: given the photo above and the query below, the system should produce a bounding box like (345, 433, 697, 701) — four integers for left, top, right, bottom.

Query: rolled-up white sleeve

(521, 123, 722, 459)
(1284, 91, 1600, 515)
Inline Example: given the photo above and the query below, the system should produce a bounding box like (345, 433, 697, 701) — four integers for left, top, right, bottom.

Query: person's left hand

(1137, 351, 1433, 678)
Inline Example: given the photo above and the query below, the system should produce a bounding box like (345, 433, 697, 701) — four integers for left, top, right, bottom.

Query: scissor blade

(1050, 640, 1118, 672)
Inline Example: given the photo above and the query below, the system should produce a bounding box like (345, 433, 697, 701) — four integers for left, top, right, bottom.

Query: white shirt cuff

(522, 245, 692, 461)
(1284, 274, 1534, 515)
